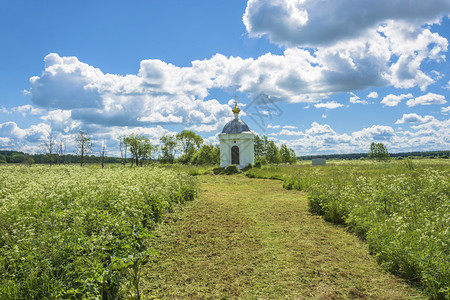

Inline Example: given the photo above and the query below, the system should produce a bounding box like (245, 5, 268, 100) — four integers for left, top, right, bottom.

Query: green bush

(241, 163, 253, 172)
(224, 165, 239, 175)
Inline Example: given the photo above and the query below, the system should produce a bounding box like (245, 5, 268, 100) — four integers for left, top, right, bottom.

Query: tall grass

(246, 160, 450, 299)
(0, 165, 196, 299)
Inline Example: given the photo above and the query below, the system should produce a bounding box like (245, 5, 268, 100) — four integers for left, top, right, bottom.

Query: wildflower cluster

(306, 169, 449, 298)
(0, 165, 196, 299)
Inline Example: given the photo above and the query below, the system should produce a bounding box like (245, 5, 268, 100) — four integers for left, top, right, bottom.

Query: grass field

(143, 174, 425, 299)
(0, 159, 447, 299)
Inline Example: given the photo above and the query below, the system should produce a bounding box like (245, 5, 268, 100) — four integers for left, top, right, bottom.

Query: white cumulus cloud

(406, 93, 447, 107)
(395, 113, 435, 124)
(367, 91, 378, 99)
(381, 93, 413, 107)
(314, 101, 344, 109)
(243, 0, 450, 47)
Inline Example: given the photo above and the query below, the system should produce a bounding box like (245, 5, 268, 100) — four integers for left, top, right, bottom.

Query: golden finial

(232, 95, 240, 114)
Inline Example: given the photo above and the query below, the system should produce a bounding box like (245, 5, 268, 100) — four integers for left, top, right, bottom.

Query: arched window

(231, 145, 239, 164)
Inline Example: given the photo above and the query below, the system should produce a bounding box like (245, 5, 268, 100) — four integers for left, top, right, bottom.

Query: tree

(254, 135, 265, 158)
(76, 131, 93, 167)
(124, 134, 155, 167)
(40, 131, 57, 166)
(368, 142, 390, 162)
(279, 144, 291, 163)
(289, 148, 297, 164)
(100, 141, 106, 169)
(159, 134, 177, 164)
(176, 130, 203, 164)
(23, 154, 34, 167)
(190, 144, 220, 165)
(266, 140, 280, 164)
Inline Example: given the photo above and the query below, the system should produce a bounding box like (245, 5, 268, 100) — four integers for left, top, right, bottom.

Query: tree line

(5, 130, 446, 166)
(1, 131, 298, 166)
(254, 135, 297, 164)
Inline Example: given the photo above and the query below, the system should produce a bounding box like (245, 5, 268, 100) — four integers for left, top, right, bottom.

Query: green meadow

(0, 159, 448, 299)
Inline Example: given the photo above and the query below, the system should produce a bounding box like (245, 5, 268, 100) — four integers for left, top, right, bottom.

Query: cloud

(314, 101, 343, 109)
(367, 91, 378, 99)
(349, 92, 368, 104)
(381, 93, 413, 107)
(29, 54, 235, 131)
(395, 113, 435, 124)
(271, 129, 304, 136)
(275, 119, 449, 155)
(406, 92, 447, 107)
(305, 122, 335, 135)
(29, 23, 448, 131)
(0, 122, 27, 141)
(282, 125, 297, 129)
(267, 124, 280, 129)
(441, 106, 450, 114)
(0, 121, 52, 147)
(243, 0, 450, 47)
(11, 105, 45, 117)
(244, 0, 449, 92)
(352, 125, 395, 141)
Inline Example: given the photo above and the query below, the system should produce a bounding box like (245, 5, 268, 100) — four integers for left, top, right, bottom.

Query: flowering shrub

(0, 165, 196, 299)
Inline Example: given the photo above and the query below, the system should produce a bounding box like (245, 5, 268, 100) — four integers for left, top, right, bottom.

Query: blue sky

(1, 0, 449, 156)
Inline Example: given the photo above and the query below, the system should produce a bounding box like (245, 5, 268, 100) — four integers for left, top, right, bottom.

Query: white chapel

(219, 96, 254, 169)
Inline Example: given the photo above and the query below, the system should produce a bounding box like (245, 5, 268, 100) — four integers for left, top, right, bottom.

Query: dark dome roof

(221, 118, 251, 134)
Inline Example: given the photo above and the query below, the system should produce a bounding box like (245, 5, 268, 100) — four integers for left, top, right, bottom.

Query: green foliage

(404, 158, 414, 170)
(23, 154, 34, 166)
(0, 165, 196, 299)
(265, 140, 280, 164)
(124, 134, 155, 167)
(246, 161, 450, 299)
(253, 135, 267, 158)
(159, 134, 177, 164)
(241, 163, 252, 172)
(254, 135, 295, 164)
(223, 165, 240, 175)
(255, 156, 268, 166)
(75, 131, 93, 167)
(176, 130, 203, 164)
(190, 144, 219, 165)
(213, 167, 225, 175)
(368, 142, 391, 162)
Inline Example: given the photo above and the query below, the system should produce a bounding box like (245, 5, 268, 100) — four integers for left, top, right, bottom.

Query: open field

(144, 173, 425, 299)
(0, 165, 196, 299)
(0, 159, 447, 299)
(246, 159, 450, 299)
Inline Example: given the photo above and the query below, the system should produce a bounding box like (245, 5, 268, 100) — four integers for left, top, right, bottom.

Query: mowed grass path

(142, 174, 425, 299)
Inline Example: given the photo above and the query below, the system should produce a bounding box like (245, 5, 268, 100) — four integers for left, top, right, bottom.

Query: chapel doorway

(231, 145, 239, 164)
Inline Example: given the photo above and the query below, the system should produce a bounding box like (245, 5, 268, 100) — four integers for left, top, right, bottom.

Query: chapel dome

(221, 118, 251, 134)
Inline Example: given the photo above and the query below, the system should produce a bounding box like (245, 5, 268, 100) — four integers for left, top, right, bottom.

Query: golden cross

(234, 95, 238, 106)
